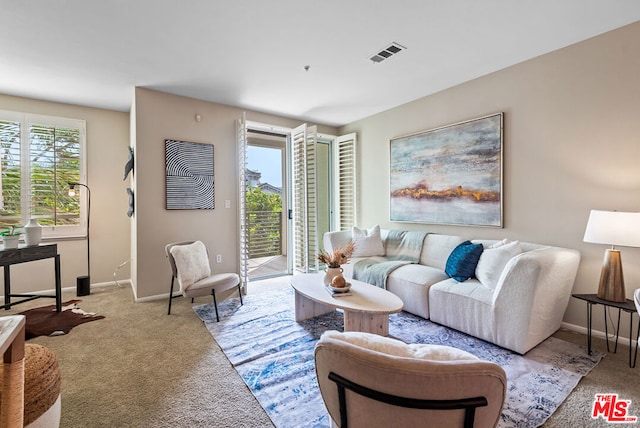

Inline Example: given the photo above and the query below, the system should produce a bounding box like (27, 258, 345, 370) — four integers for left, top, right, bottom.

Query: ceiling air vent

(369, 42, 406, 63)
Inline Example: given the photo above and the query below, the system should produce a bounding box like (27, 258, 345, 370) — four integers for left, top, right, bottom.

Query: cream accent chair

(314, 331, 507, 428)
(166, 241, 242, 320)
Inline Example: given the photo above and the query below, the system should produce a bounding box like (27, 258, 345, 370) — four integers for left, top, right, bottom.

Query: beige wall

(340, 22, 640, 336)
(131, 88, 337, 299)
(0, 94, 130, 293)
(4, 22, 637, 336)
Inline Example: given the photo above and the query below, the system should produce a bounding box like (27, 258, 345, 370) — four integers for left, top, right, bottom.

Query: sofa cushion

(388, 264, 450, 287)
(351, 225, 385, 257)
(429, 279, 496, 344)
(475, 240, 523, 290)
(419, 234, 467, 270)
(445, 241, 484, 282)
(387, 264, 450, 319)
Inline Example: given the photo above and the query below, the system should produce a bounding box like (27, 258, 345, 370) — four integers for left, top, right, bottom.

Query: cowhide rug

(19, 300, 105, 339)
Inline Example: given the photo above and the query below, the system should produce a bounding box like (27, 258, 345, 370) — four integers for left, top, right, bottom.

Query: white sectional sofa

(323, 227, 580, 354)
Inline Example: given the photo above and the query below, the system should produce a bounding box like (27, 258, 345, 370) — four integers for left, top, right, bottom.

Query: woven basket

(0, 344, 61, 426)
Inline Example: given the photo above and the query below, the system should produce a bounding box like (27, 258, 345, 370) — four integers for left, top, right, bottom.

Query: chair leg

(238, 284, 244, 306)
(212, 289, 220, 322)
(167, 276, 176, 315)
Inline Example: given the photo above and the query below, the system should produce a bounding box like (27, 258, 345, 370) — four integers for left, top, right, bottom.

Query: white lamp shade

(583, 210, 640, 248)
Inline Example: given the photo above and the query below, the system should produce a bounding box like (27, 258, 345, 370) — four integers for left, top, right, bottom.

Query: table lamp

(583, 210, 640, 302)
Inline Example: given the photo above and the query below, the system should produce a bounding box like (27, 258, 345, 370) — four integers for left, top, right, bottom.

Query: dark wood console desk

(0, 244, 62, 312)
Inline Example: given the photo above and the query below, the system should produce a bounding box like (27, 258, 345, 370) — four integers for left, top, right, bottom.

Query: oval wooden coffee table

(291, 273, 403, 336)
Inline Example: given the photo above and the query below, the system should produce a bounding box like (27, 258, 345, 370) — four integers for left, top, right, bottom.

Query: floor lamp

(69, 182, 91, 296)
(583, 210, 640, 302)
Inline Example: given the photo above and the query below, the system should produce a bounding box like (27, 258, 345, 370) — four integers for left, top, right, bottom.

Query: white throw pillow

(324, 331, 478, 361)
(351, 225, 385, 257)
(170, 241, 211, 288)
(489, 238, 509, 248)
(475, 240, 522, 290)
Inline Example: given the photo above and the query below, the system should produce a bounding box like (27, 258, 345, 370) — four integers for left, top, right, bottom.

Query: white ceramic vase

(323, 267, 344, 286)
(24, 218, 42, 246)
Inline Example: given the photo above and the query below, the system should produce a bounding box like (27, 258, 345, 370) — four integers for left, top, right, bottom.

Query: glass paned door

(246, 139, 288, 280)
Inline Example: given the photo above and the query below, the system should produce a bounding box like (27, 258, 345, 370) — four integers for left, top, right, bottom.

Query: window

(0, 110, 86, 239)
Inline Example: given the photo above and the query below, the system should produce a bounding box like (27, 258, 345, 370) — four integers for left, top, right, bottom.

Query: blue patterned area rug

(194, 287, 602, 428)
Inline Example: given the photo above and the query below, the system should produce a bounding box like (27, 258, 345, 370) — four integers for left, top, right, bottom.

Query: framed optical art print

(389, 113, 503, 227)
(165, 139, 215, 209)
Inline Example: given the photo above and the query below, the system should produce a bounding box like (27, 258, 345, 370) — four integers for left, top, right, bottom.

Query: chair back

(165, 241, 197, 278)
(314, 331, 507, 428)
(634, 288, 640, 316)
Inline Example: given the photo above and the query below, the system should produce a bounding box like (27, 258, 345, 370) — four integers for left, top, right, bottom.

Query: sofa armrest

(323, 230, 354, 253)
(492, 247, 580, 353)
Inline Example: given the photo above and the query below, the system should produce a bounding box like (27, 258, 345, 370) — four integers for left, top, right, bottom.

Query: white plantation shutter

(306, 126, 319, 272)
(291, 123, 321, 273)
(291, 124, 308, 272)
(292, 128, 356, 270)
(29, 123, 81, 223)
(0, 110, 85, 237)
(0, 118, 20, 213)
(335, 133, 357, 231)
(237, 113, 248, 289)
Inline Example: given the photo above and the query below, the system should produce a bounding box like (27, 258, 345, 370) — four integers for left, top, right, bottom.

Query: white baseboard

(104, 277, 175, 303)
(560, 321, 589, 336)
(0, 279, 132, 304)
(135, 292, 177, 303)
(561, 321, 638, 349)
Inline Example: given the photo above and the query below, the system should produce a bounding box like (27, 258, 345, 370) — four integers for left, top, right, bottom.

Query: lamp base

(77, 275, 91, 297)
(596, 249, 626, 302)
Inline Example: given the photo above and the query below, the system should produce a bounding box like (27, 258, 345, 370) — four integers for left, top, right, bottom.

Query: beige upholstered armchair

(314, 331, 507, 428)
(166, 241, 242, 319)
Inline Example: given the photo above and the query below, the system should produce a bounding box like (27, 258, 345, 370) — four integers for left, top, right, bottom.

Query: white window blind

(0, 110, 86, 238)
(291, 124, 309, 272)
(0, 118, 20, 215)
(335, 133, 357, 231)
(237, 113, 249, 288)
(305, 126, 319, 273)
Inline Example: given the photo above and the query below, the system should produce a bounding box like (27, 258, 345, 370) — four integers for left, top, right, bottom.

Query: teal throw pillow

(445, 241, 484, 282)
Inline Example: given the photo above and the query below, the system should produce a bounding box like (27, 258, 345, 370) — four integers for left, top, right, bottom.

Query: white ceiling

(2, 1, 639, 127)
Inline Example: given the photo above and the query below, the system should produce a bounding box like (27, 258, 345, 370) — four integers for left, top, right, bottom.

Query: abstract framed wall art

(165, 139, 215, 209)
(389, 113, 503, 227)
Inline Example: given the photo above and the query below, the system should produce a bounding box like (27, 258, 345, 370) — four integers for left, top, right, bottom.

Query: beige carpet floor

(5, 277, 639, 427)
